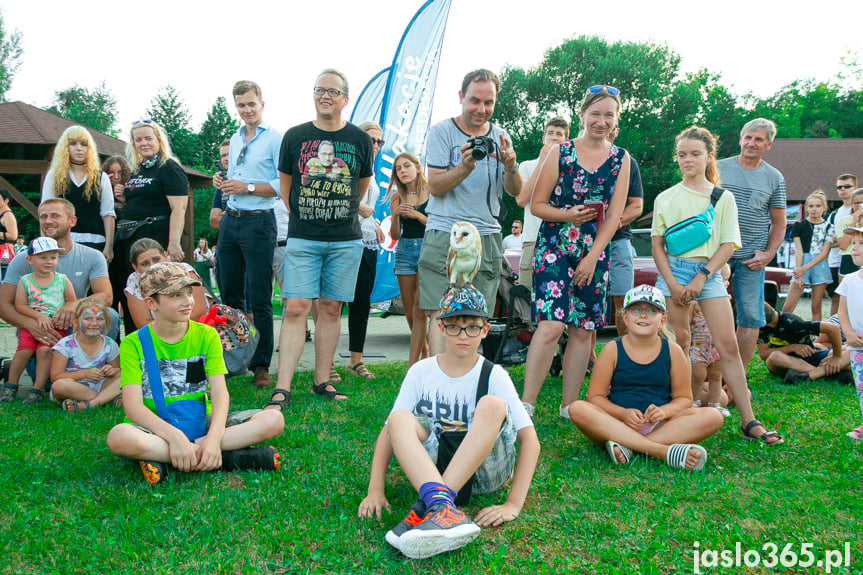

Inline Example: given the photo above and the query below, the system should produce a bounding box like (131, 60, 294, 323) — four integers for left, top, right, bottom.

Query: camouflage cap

(139, 262, 201, 298)
(439, 285, 488, 319)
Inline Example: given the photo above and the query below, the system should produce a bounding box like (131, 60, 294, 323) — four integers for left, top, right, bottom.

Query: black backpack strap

(710, 186, 724, 206)
(475, 358, 493, 404)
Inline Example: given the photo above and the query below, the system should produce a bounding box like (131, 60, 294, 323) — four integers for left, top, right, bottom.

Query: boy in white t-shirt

(837, 226, 863, 440)
(357, 286, 540, 559)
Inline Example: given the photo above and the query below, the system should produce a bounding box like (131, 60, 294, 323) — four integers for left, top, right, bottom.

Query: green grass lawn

(1, 359, 861, 574)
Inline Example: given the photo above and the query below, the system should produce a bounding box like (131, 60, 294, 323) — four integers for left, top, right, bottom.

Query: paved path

(0, 295, 829, 387)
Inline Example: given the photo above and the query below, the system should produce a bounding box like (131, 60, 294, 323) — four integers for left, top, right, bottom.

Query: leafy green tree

(48, 82, 118, 134)
(146, 85, 198, 166)
(0, 7, 23, 101)
(197, 96, 238, 172)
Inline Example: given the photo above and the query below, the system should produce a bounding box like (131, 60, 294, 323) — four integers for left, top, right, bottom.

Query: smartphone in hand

(585, 201, 605, 228)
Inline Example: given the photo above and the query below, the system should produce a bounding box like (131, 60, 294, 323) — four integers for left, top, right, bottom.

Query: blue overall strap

(138, 325, 170, 422)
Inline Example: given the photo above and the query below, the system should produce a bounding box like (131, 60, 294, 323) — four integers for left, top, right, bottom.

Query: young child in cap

(106, 262, 284, 486)
(358, 285, 540, 560)
(1, 237, 75, 404)
(568, 284, 724, 471)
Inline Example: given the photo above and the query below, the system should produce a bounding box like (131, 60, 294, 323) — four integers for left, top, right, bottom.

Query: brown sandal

(347, 362, 375, 380)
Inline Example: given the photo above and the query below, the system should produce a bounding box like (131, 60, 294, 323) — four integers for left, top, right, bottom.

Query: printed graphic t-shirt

(52, 333, 119, 389)
(278, 122, 373, 242)
(119, 321, 227, 419)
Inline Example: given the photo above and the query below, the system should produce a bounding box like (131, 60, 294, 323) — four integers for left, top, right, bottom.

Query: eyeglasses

(371, 138, 385, 146)
(131, 119, 153, 126)
(588, 85, 620, 96)
(442, 323, 484, 337)
(313, 87, 344, 98)
(236, 145, 248, 166)
(626, 305, 659, 316)
(837, 184, 855, 190)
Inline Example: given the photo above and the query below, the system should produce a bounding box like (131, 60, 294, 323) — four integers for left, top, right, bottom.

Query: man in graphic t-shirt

(267, 68, 373, 410)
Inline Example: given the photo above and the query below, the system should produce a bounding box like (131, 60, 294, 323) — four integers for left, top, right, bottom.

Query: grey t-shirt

(426, 118, 512, 235)
(717, 157, 786, 260)
(4, 242, 108, 298)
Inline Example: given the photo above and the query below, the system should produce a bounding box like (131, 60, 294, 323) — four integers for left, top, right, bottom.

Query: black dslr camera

(467, 136, 496, 161)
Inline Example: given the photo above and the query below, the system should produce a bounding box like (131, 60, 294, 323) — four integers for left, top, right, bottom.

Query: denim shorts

(609, 239, 635, 296)
(416, 411, 517, 495)
(394, 237, 422, 276)
(728, 258, 765, 328)
(655, 255, 730, 301)
(282, 238, 363, 302)
(801, 252, 832, 286)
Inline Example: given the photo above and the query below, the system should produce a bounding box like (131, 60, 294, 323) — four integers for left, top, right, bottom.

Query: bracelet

(504, 163, 519, 174)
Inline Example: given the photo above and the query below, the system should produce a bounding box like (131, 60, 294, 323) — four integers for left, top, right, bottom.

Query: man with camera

(212, 80, 282, 388)
(418, 69, 522, 355)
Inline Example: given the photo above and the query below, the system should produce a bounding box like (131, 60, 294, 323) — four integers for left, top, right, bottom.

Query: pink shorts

(16, 329, 48, 352)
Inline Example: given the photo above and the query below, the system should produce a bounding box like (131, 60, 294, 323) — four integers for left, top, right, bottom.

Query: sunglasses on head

(588, 85, 620, 96)
(131, 119, 153, 126)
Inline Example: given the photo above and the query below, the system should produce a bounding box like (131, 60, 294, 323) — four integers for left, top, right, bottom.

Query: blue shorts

(394, 237, 422, 275)
(609, 239, 634, 297)
(282, 238, 363, 302)
(802, 348, 831, 368)
(728, 258, 766, 328)
(655, 255, 730, 301)
(801, 253, 832, 286)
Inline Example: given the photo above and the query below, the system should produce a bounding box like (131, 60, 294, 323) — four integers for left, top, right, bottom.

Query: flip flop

(666, 443, 707, 471)
(605, 440, 633, 465)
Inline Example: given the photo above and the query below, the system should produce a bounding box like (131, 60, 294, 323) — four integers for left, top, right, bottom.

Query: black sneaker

(139, 460, 167, 486)
(221, 446, 281, 471)
(828, 370, 854, 385)
(783, 369, 811, 384)
(397, 502, 480, 559)
(384, 500, 426, 552)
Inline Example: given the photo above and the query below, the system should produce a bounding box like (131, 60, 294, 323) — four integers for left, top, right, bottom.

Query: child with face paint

(125, 238, 207, 329)
(1, 237, 76, 405)
(49, 297, 121, 412)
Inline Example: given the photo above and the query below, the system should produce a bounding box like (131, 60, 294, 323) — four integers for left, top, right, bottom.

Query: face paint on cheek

(79, 309, 107, 335)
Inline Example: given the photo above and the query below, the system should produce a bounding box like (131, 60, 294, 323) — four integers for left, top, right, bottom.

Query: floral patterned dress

(531, 141, 625, 328)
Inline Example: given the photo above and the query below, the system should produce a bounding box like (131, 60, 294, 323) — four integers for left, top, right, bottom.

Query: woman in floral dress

(521, 86, 631, 418)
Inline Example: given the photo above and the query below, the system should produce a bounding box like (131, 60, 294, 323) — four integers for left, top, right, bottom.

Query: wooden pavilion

(0, 101, 212, 259)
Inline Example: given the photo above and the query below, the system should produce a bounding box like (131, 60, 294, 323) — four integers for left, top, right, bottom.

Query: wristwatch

(247, 183, 256, 194)
(697, 265, 712, 278)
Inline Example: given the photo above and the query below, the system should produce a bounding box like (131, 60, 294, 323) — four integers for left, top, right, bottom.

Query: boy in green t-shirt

(107, 263, 284, 486)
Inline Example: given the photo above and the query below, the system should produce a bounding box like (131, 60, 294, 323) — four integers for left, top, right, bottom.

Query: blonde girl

(41, 126, 116, 258)
(387, 152, 430, 366)
(782, 190, 833, 320)
(652, 126, 783, 445)
(568, 285, 723, 470)
(49, 297, 121, 413)
(125, 238, 206, 328)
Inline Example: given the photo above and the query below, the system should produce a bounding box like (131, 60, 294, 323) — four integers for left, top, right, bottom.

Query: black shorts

(826, 266, 840, 297)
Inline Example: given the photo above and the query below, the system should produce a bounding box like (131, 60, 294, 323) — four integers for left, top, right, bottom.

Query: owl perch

(447, 222, 482, 287)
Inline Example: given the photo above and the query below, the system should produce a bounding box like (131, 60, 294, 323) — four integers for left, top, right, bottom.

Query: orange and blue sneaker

(139, 460, 167, 487)
(385, 500, 426, 551)
(397, 501, 480, 559)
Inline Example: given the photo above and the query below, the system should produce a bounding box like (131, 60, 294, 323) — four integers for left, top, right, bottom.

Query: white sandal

(605, 440, 633, 465)
(666, 443, 707, 471)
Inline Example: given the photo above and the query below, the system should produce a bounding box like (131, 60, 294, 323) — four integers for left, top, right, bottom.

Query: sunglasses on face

(588, 85, 620, 96)
(371, 138, 385, 146)
(837, 184, 855, 190)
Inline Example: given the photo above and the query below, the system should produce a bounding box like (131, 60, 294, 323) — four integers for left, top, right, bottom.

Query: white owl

(447, 222, 482, 286)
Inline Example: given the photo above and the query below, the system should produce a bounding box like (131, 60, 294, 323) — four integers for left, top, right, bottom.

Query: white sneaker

(559, 404, 571, 420)
(521, 401, 535, 419)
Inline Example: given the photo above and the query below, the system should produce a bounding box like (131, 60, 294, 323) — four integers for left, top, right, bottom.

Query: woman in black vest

(41, 126, 116, 258)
